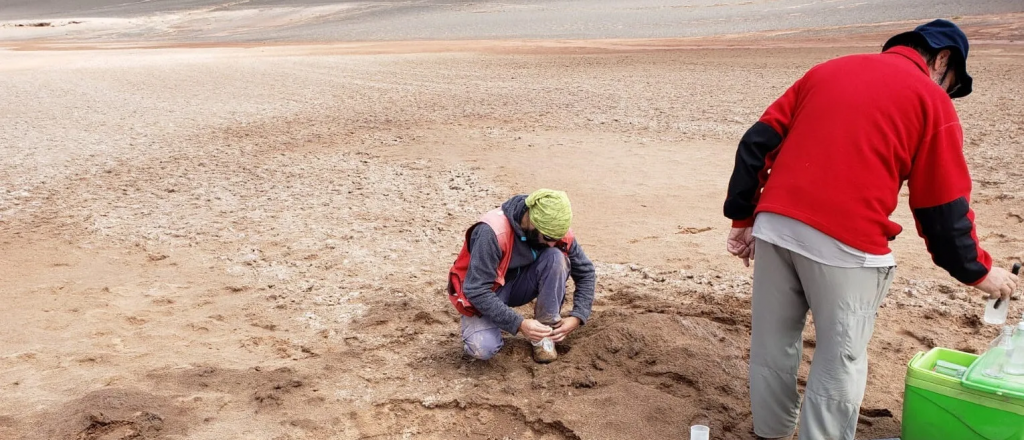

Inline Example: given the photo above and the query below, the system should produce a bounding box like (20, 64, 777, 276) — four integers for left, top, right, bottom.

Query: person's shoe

(532, 338, 557, 364)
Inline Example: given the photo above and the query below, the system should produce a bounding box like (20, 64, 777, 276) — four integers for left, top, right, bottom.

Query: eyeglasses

(528, 228, 559, 242)
(940, 65, 961, 96)
(947, 81, 961, 96)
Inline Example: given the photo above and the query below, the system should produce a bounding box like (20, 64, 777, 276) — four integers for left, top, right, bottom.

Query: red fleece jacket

(724, 46, 992, 285)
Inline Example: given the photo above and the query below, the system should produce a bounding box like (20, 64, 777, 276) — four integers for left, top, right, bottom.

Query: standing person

(723, 19, 1019, 440)
(447, 189, 597, 363)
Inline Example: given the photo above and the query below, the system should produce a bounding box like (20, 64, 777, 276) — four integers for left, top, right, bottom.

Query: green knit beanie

(526, 189, 572, 239)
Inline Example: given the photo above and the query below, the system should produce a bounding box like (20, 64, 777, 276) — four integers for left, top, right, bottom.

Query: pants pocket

(876, 266, 896, 302)
(840, 311, 875, 363)
(840, 266, 894, 363)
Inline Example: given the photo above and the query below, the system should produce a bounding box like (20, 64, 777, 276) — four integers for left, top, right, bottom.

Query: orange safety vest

(447, 209, 575, 317)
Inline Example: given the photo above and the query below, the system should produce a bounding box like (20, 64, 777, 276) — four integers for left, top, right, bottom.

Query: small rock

(571, 373, 597, 389)
(641, 271, 666, 283)
(88, 412, 110, 424)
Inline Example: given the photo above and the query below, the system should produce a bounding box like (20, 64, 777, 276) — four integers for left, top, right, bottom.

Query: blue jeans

(461, 247, 569, 360)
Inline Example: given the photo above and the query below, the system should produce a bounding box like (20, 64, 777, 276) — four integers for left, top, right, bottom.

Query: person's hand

(727, 227, 755, 267)
(519, 319, 553, 343)
(549, 317, 581, 342)
(975, 267, 1020, 302)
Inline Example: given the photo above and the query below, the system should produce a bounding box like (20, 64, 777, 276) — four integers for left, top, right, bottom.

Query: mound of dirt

(567, 312, 752, 434)
(391, 285, 756, 439)
(21, 388, 188, 440)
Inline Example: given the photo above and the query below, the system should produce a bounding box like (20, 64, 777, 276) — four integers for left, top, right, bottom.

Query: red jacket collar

(884, 45, 929, 75)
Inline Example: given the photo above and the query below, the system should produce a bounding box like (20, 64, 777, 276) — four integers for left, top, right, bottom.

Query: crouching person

(447, 189, 596, 363)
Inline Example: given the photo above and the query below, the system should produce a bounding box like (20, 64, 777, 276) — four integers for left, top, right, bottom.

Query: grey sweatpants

(750, 239, 895, 440)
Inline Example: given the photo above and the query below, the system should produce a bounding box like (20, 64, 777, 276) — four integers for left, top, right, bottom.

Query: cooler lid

(962, 348, 1024, 400)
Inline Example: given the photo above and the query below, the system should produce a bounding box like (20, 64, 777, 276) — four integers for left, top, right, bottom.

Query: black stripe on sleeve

(913, 197, 988, 284)
(724, 121, 783, 221)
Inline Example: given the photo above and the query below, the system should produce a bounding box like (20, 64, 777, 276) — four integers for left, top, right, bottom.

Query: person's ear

(935, 49, 951, 71)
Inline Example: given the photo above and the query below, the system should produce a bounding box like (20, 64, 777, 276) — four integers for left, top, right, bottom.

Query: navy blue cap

(883, 19, 972, 98)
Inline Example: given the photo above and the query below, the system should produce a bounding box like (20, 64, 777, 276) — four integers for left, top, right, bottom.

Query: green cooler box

(903, 347, 1024, 440)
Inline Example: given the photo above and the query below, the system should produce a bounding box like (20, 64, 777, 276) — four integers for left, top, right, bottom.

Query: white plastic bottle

(985, 263, 1022, 325)
(1004, 316, 1024, 375)
(985, 297, 1009, 325)
(690, 425, 710, 440)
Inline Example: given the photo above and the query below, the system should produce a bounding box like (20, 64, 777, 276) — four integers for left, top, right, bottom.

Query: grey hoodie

(461, 195, 597, 334)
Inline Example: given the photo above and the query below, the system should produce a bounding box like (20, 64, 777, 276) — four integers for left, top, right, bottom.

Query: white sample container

(982, 263, 1021, 326)
(985, 298, 1009, 325)
(690, 425, 709, 440)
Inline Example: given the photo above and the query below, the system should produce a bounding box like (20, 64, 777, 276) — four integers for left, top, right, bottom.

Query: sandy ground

(2, 6, 1024, 440)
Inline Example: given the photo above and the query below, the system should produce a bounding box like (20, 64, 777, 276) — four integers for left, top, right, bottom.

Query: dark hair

(889, 32, 965, 72)
(889, 33, 940, 65)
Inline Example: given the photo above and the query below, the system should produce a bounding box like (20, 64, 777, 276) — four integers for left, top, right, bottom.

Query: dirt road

(2, 9, 1024, 440)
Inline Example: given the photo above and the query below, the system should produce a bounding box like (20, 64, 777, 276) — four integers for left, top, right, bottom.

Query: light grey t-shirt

(753, 212, 896, 268)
